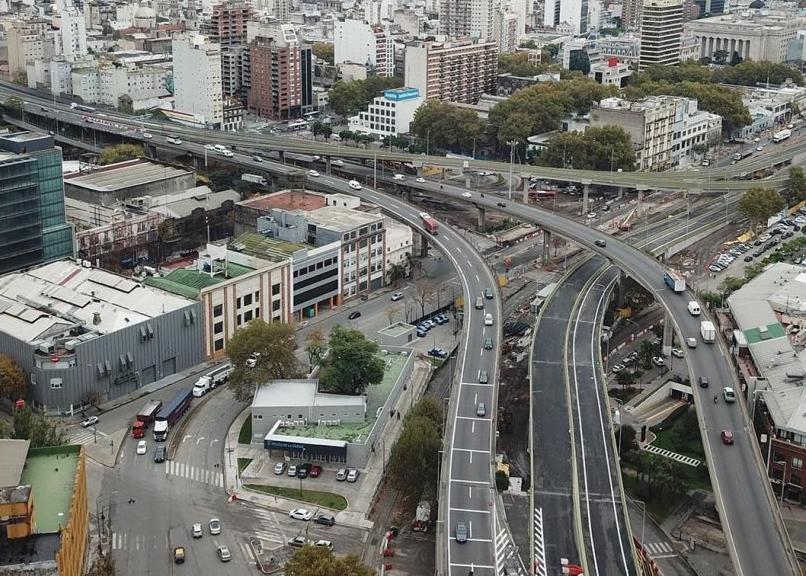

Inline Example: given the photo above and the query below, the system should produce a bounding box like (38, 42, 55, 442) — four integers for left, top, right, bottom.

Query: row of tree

(639, 60, 803, 89)
(328, 76, 404, 116)
(409, 100, 485, 155)
(533, 125, 636, 171)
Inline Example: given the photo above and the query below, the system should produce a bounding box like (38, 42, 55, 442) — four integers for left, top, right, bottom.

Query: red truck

(419, 212, 439, 235)
(131, 399, 163, 439)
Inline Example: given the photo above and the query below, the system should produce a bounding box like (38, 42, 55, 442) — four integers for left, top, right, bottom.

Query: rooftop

(148, 186, 240, 219)
(0, 439, 30, 487)
(0, 259, 195, 344)
(144, 261, 255, 299)
(64, 159, 193, 192)
(252, 380, 366, 409)
(19, 446, 80, 534)
(306, 206, 383, 232)
(239, 190, 327, 213)
(229, 232, 308, 262)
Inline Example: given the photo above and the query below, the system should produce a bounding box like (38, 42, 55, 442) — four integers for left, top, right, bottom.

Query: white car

(222, 150, 234, 157)
(391, 292, 404, 302)
(315, 540, 334, 551)
(141, 132, 153, 139)
(393, 173, 405, 181)
(289, 508, 313, 521)
(204, 144, 215, 150)
(416, 177, 426, 183)
(209, 518, 221, 535)
(192, 523, 203, 538)
(652, 356, 665, 367)
(484, 313, 493, 326)
(308, 170, 320, 178)
(136, 440, 147, 455)
(332, 159, 344, 166)
(81, 416, 99, 428)
(462, 192, 472, 198)
(348, 180, 362, 190)
(586, 212, 597, 219)
(671, 348, 684, 358)
(756, 146, 763, 152)
(346, 469, 359, 483)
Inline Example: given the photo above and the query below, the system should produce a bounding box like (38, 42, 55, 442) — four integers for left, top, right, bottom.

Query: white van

(213, 144, 227, 152)
(687, 301, 701, 316)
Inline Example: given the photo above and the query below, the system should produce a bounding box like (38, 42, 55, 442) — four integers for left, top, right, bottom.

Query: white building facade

(334, 19, 396, 77)
(348, 87, 423, 137)
(172, 34, 224, 128)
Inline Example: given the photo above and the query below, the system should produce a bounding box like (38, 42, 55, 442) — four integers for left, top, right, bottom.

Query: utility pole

(507, 140, 518, 200)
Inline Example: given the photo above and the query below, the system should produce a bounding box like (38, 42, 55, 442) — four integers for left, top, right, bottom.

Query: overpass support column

(523, 176, 530, 204)
(465, 171, 471, 188)
(542, 230, 552, 266)
(325, 155, 332, 175)
(420, 235, 428, 257)
(477, 206, 486, 231)
(617, 186, 624, 200)
(582, 180, 592, 215)
(662, 314, 674, 357)
(278, 150, 285, 164)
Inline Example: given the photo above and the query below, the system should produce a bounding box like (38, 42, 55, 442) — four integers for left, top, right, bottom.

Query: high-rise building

(208, 1, 252, 46)
(57, 8, 88, 61)
(404, 39, 498, 104)
(493, 9, 519, 53)
(543, 0, 588, 35)
(693, 0, 723, 16)
(334, 20, 396, 77)
(7, 27, 45, 75)
(248, 23, 303, 120)
(221, 44, 250, 101)
(0, 132, 73, 274)
(440, 0, 495, 40)
(272, 0, 290, 21)
(622, 0, 643, 29)
(639, 0, 682, 70)
(172, 34, 224, 127)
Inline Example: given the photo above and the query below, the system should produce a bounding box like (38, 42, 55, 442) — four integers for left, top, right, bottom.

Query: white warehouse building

(349, 87, 423, 137)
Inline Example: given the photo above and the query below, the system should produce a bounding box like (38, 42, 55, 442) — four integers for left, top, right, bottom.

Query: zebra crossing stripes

(642, 444, 701, 467)
(495, 528, 526, 576)
(111, 531, 161, 552)
(248, 507, 289, 545)
(533, 508, 548, 576)
(67, 427, 108, 445)
(165, 460, 224, 487)
(644, 541, 676, 558)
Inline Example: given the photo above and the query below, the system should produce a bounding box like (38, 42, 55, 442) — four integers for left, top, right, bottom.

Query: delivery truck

(131, 399, 163, 439)
(700, 320, 716, 343)
(153, 388, 193, 441)
(192, 363, 233, 397)
(420, 212, 439, 235)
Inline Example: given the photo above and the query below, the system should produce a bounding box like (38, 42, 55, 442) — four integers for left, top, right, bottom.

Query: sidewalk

(222, 357, 435, 533)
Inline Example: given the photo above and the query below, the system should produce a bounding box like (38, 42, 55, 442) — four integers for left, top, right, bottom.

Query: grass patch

(238, 416, 252, 445)
(237, 458, 253, 474)
(652, 423, 704, 460)
(243, 484, 348, 511)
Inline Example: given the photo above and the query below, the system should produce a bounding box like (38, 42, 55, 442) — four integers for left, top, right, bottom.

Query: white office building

(671, 98, 722, 165)
(172, 34, 224, 128)
(334, 19, 396, 77)
(348, 87, 423, 137)
(56, 8, 87, 61)
(543, 0, 588, 35)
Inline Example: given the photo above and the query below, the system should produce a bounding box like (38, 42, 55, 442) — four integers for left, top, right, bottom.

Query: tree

(86, 550, 117, 576)
(568, 50, 591, 75)
(311, 121, 323, 140)
(311, 42, 334, 65)
(737, 187, 785, 230)
(305, 328, 327, 369)
(3, 96, 23, 117)
(0, 355, 27, 399)
(284, 545, 374, 576)
(99, 144, 144, 165)
(387, 262, 407, 286)
(319, 326, 384, 395)
(321, 125, 332, 140)
(498, 52, 553, 77)
(790, 167, 806, 201)
(617, 425, 637, 456)
(387, 396, 442, 503)
(713, 49, 729, 65)
(328, 77, 403, 116)
(409, 100, 485, 155)
(226, 320, 299, 401)
(637, 339, 659, 370)
(412, 280, 436, 319)
(535, 126, 636, 171)
(12, 407, 66, 448)
(495, 469, 510, 491)
(616, 369, 637, 390)
(386, 304, 402, 326)
(11, 70, 27, 86)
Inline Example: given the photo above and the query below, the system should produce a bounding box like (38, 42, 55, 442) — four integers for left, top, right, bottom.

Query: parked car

(611, 364, 625, 373)
(315, 540, 334, 551)
(346, 469, 359, 483)
(287, 464, 298, 477)
(209, 518, 221, 535)
(652, 356, 665, 367)
(273, 462, 287, 475)
(336, 468, 348, 481)
(314, 514, 336, 526)
(289, 508, 313, 521)
(671, 348, 684, 358)
(428, 347, 448, 359)
(310, 465, 322, 478)
(296, 463, 311, 478)
(288, 536, 310, 548)
(455, 522, 468, 543)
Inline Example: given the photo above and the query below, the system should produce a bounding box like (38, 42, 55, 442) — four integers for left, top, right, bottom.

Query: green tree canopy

(409, 100, 485, 154)
(534, 125, 636, 171)
(9, 407, 66, 448)
(226, 319, 300, 401)
(312, 42, 334, 65)
(790, 167, 806, 202)
(737, 187, 786, 230)
(283, 545, 374, 576)
(3, 96, 23, 116)
(328, 76, 403, 116)
(319, 326, 384, 395)
(99, 143, 144, 165)
(498, 52, 554, 77)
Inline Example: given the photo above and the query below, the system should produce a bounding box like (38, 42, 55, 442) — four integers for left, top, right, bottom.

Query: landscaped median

(243, 483, 348, 511)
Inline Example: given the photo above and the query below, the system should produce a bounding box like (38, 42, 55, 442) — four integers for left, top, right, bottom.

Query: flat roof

(149, 186, 240, 219)
(239, 190, 327, 212)
(0, 439, 30, 487)
(252, 380, 365, 408)
(0, 260, 194, 343)
(64, 159, 192, 192)
(306, 206, 383, 232)
(19, 446, 81, 534)
(144, 261, 255, 299)
(230, 232, 307, 262)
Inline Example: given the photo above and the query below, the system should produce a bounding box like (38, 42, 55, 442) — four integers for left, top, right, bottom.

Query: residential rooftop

(148, 186, 240, 219)
(252, 380, 366, 409)
(19, 446, 81, 534)
(144, 260, 255, 299)
(0, 259, 195, 344)
(239, 190, 327, 212)
(63, 159, 193, 192)
(229, 232, 308, 262)
(0, 439, 30, 487)
(306, 205, 384, 232)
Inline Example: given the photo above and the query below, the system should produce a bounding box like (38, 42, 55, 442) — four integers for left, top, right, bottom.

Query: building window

(214, 321, 224, 334)
(237, 314, 242, 326)
(272, 283, 281, 295)
(50, 378, 63, 389)
(214, 339, 224, 351)
(794, 457, 804, 470)
(213, 304, 223, 317)
(244, 293, 252, 306)
(254, 291, 259, 301)
(273, 300, 281, 312)
(244, 310, 253, 322)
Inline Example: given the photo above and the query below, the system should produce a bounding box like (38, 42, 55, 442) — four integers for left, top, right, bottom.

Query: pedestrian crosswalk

(111, 531, 162, 552)
(67, 427, 108, 445)
(642, 444, 701, 467)
(495, 526, 526, 576)
(249, 507, 289, 545)
(644, 541, 676, 559)
(164, 460, 224, 487)
(533, 508, 547, 576)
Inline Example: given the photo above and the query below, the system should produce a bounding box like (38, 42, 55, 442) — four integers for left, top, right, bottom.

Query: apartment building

(494, 10, 520, 53)
(7, 26, 45, 75)
(71, 65, 170, 110)
(172, 34, 224, 128)
(639, 0, 683, 70)
(208, 1, 252, 46)
(404, 39, 498, 104)
(248, 23, 303, 121)
(334, 19, 396, 78)
(348, 87, 423, 137)
(441, 0, 495, 40)
(684, 10, 801, 63)
(589, 58, 632, 88)
(221, 44, 250, 100)
(56, 8, 88, 61)
(543, 0, 588, 35)
(671, 98, 722, 164)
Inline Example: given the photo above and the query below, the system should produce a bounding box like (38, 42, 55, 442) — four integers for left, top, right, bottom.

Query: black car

(348, 311, 361, 320)
(154, 446, 166, 463)
(698, 376, 709, 388)
(595, 239, 607, 247)
(496, 202, 506, 208)
(744, 255, 753, 262)
(314, 514, 336, 526)
(297, 463, 312, 478)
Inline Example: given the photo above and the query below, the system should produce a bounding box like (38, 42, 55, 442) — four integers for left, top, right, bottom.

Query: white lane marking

(451, 478, 490, 485)
(210, 438, 219, 447)
(471, 421, 476, 433)
(452, 448, 490, 453)
(196, 436, 205, 445)
(470, 451, 473, 464)
(457, 246, 463, 253)
(469, 487, 473, 499)
(467, 259, 472, 267)
(474, 393, 478, 404)
(475, 274, 480, 282)
(182, 434, 192, 443)
(450, 507, 492, 515)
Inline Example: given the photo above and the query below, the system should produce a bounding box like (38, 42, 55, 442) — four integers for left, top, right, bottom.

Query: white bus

(303, 111, 320, 120)
(166, 135, 182, 145)
(287, 120, 308, 131)
(773, 129, 791, 143)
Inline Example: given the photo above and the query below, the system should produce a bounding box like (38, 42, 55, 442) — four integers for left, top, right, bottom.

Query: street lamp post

(506, 140, 518, 200)
(426, 129, 431, 156)
(775, 460, 788, 505)
(635, 499, 646, 546)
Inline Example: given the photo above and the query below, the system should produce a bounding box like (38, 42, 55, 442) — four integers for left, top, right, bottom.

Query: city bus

(287, 120, 308, 132)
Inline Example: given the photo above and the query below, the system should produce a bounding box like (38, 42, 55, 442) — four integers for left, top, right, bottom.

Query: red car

(720, 429, 734, 445)
(309, 465, 322, 478)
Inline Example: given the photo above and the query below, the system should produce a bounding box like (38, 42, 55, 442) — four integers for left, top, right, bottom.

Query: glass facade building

(0, 132, 73, 274)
